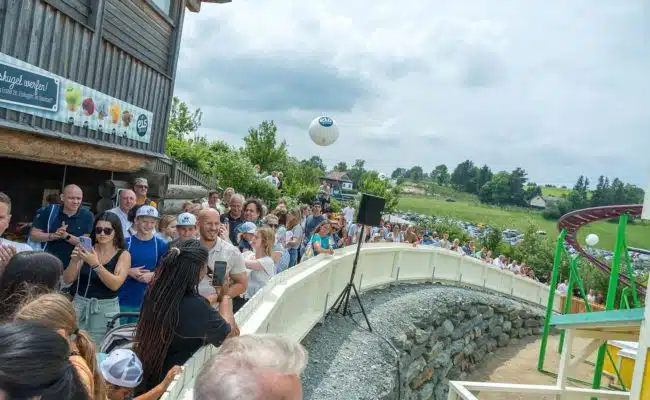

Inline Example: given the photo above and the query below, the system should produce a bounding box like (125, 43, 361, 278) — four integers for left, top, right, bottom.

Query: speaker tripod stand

(330, 224, 373, 332)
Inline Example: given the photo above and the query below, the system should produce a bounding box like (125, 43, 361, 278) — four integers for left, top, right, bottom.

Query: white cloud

(176, 0, 650, 187)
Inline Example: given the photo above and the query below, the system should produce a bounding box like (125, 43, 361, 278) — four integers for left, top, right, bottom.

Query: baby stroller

(99, 312, 140, 354)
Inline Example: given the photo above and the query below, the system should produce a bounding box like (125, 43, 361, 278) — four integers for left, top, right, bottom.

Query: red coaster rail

(557, 204, 645, 295)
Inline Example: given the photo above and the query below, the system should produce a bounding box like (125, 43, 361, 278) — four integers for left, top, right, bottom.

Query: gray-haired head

(194, 334, 308, 400)
(230, 193, 245, 205)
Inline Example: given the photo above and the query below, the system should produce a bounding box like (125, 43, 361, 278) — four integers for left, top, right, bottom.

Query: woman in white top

(243, 227, 276, 301)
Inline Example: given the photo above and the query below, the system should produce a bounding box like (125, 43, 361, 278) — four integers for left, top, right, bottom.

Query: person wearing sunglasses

(63, 212, 131, 344)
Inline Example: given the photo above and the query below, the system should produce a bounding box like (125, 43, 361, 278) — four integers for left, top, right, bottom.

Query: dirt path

(466, 334, 601, 399)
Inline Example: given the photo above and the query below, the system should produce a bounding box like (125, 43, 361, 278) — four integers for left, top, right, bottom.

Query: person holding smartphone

(63, 212, 131, 344)
(134, 239, 238, 393)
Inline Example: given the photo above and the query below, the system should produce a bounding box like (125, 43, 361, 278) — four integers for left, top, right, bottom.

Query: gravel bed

(301, 283, 542, 400)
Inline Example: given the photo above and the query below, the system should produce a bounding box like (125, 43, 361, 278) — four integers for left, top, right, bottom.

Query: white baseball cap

(135, 205, 159, 219)
(100, 349, 143, 388)
(177, 212, 197, 226)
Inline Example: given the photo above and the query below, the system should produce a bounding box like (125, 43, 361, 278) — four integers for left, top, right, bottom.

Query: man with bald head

(198, 208, 248, 311)
(108, 189, 137, 237)
(30, 184, 94, 268)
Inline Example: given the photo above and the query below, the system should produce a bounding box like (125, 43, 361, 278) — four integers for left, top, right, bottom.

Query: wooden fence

(152, 158, 218, 189)
(559, 294, 606, 313)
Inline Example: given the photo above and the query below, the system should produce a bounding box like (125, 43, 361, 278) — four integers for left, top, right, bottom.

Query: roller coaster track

(557, 204, 645, 295)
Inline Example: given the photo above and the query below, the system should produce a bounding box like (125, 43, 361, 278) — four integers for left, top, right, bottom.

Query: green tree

(431, 164, 450, 185)
(391, 167, 406, 179)
(360, 171, 400, 212)
(346, 159, 366, 187)
(242, 120, 288, 172)
(333, 161, 348, 172)
(479, 171, 511, 205)
(568, 175, 589, 210)
(508, 167, 529, 206)
(451, 160, 479, 193)
(405, 166, 424, 181)
(477, 165, 493, 192)
(167, 97, 202, 140)
(305, 156, 326, 171)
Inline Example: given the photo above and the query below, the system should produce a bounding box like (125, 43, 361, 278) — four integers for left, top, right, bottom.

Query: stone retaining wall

(395, 299, 544, 400)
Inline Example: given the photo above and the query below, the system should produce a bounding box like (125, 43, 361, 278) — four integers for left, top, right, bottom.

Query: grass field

(539, 186, 571, 197)
(398, 195, 650, 250)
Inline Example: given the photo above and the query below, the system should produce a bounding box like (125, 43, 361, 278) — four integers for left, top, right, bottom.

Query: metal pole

(538, 228, 566, 371)
(592, 213, 628, 390)
(61, 165, 68, 191)
(342, 224, 365, 312)
(622, 237, 640, 308)
(558, 256, 577, 353)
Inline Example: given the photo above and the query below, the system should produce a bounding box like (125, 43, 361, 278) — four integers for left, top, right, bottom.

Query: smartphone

(212, 261, 227, 286)
(79, 236, 92, 251)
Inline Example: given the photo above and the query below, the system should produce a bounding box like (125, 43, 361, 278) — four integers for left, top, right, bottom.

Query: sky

(174, 0, 650, 188)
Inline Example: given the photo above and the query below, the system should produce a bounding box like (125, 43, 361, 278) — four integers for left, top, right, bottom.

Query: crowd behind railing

(0, 177, 586, 399)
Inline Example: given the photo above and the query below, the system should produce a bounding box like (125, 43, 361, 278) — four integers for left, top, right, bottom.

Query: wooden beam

(186, 0, 201, 12)
(573, 328, 639, 342)
(0, 129, 151, 172)
(569, 338, 604, 368)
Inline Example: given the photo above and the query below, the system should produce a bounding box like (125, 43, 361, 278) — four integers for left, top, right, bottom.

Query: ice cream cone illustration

(96, 102, 107, 120)
(109, 104, 120, 124)
(122, 110, 133, 127)
(64, 84, 81, 112)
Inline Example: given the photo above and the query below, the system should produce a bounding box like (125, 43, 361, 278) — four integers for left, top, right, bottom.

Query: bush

(246, 178, 279, 206)
(329, 198, 342, 213)
(479, 227, 503, 253)
(420, 220, 471, 243)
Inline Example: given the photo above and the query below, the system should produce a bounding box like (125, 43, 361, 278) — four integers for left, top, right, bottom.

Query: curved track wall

(161, 243, 561, 399)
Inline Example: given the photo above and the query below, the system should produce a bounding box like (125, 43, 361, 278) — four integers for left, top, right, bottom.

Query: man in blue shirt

(119, 205, 168, 315)
(29, 184, 94, 268)
(303, 201, 325, 245)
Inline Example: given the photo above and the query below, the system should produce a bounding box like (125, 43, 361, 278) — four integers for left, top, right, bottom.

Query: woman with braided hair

(134, 239, 239, 393)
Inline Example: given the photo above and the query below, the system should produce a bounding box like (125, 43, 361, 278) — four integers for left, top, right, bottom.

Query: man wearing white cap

(133, 177, 157, 208)
(118, 205, 168, 316)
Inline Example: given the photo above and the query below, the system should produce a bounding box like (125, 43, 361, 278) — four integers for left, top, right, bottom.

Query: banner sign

(0, 53, 152, 143)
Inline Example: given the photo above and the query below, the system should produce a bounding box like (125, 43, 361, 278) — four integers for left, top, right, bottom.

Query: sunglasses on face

(95, 227, 114, 235)
(268, 224, 279, 228)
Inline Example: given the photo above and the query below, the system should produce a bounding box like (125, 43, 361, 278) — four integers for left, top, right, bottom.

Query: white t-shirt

(107, 207, 131, 238)
(198, 238, 246, 297)
(342, 206, 355, 224)
(244, 255, 275, 299)
(557, 283, 568, 294)
(0, 238, 32, 253)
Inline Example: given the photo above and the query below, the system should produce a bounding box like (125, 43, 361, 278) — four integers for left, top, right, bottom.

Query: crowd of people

(0, 180, 313, 399)
(0, 176, 561, 399)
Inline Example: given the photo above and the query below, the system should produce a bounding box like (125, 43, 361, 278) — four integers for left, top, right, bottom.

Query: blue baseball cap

(237, 222, 257, 234)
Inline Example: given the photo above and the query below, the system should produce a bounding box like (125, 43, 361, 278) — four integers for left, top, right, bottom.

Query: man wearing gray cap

(133, 177, 157, 208)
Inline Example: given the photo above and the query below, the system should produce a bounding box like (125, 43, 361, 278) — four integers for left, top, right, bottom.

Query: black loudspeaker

(357, 193, 386, 226)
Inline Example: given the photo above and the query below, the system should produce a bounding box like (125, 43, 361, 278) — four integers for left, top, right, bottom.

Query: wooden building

(0, 0, 224, 223)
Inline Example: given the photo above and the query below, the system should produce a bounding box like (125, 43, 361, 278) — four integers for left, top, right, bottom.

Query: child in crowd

(101, 349, 181, 400)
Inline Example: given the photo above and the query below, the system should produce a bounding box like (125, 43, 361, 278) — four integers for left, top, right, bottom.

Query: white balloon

(308, 116, 339, 146)
(585, 233, 599, 247)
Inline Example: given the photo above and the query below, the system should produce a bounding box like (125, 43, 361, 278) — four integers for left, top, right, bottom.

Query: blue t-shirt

(118, 235, 168, 308)
(32, 205, 94, 268)
(311, 234, 331, 255)
(303, 215, 325, 244)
